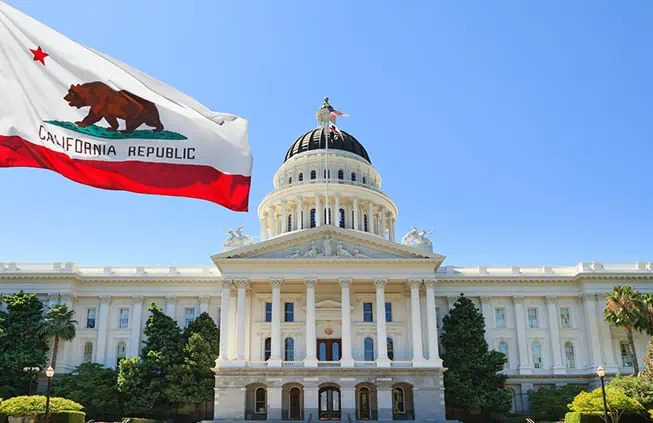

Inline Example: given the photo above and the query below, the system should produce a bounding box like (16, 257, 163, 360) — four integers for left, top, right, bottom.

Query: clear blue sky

(1, 1, 651, 267)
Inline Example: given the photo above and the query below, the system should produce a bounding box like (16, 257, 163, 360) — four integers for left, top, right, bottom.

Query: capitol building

(1, 102, 651, 422)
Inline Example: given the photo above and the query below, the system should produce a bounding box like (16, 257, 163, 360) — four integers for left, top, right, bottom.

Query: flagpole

(324, 117, 329, 224)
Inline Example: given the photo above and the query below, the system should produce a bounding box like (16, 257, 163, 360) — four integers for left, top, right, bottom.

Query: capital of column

(424, 279, 437, 289)
(339, 279, 352, 288)
(512, 295, 525, 302)
(165, 295, 177, 303)
(219, 279, 233, 289)
(408, 279, 423, 290)
(99, 295, 112, 305)
(480, 296, 490, 303)
(132, 295, 145, 304)
(60, 293, 76, 304)
(545, 295, 558, 303)
(234, 279, 249, 289)
(374, 279, 387, 289)
(582, 293, 598, 301)
(48, 293, 60, 304)
(270, 278, 284, 289)
(199, 295, 211, 304)
(304, 278, 318, 289)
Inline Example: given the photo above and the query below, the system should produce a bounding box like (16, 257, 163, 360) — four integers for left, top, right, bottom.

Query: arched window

(363, 214, 369, 232)
(564, 341, 575, 369)
(339, 208, 345, 228)
(285, 337, 295, 361)
(310, 170, 316, 180)
(310, 209, 316, 228)
(288, 176, 292, 185)
(532, 341, 542, 369)
(387, 337, 394, 360)
(393, 387, 405, 413)
(498, 341, 509, 369)
(364, 337, 374, 361)
(338, 169, 344, 180)
(362, 176, 367, 184)
(255, 387, 267, 414)
(287, 214, 292, 232)
(116, 341, 127, 367)
(264, 338, 272, 361)
(351, 172, 357, 182)
(83, 342, 93, 363)
(298, 172, 304, 182)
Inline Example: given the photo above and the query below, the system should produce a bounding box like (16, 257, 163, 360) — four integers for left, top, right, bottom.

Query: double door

(317, 339, 341, 361)
(319, 387, 341, 420)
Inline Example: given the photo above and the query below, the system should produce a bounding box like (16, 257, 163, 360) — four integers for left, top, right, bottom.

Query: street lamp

(45, 366, 55, 423)
(22, 366, 40, 395)
(596, 366, 608, 423)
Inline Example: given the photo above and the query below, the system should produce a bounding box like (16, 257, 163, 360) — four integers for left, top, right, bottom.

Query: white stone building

(0, 103, 651, 422)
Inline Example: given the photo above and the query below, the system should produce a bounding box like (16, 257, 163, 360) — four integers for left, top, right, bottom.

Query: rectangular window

(621, 343, 634, 367)
(559, 307, 571, 328)
(528, 308, 538, 329)
(86, 308, 96, 329)
(436, 306, 442, 329)
(495, 308, 506, 328)
(385, 302, 392, 323)
(265, 302, 272, 322)
(119, 308, 129, 329)
(284, 302, 294, 322)
(363, 303, 373, 322)
(184, 307, 196, 328)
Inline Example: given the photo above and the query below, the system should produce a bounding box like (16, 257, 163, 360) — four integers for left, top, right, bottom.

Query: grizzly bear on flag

(64, 81, 164, 133)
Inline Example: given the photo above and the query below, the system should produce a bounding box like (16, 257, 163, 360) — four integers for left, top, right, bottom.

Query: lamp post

(45, 366, 55, 423)
(597, 366, 608, 423)
(22, 366, 40, 395)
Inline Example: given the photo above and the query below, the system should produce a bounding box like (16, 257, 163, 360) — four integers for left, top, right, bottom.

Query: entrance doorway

(289, 387, 301, 420)
(319, 387, 341, 420)
(359, 387, 371, 420)
(317, 339, 341, 361)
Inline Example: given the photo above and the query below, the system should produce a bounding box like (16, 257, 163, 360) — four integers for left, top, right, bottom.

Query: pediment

(211, 225, 445, 264)
(315, 299, 342, 309)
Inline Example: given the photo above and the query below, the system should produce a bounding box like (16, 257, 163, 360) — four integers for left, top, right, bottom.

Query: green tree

(607, 375, 653, 410)
(604, 286, 643, 374)
(40, 305, 77, 371)
(441, 294, 512, 416)
(636, 293, 653, 380)
(569, 387, 643, 423)
(527, 384, 587, 421)
(52, 363, 123, 421)
(183, 312, 220, 357)
(0, 292, 49, 398)
(117, 303, 183, 418)
(642, 340, 653, 381)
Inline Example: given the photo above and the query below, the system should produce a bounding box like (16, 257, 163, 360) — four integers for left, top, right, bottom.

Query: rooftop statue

(224, 226, 254, 247)
(401, 226, 433, 247)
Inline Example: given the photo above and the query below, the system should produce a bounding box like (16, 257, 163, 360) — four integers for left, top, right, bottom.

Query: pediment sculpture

(286, 237, 369, 258)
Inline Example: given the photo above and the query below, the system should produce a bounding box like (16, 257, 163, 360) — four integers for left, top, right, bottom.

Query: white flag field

(0, 3, 252, 211)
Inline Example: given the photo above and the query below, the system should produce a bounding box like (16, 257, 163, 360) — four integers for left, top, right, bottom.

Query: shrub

(0, 396, 83, 417)
(569, 387, 643, 423)
(37, 411, 86, 423)
(528, 384, 587, 421)
(608, 375, 653, 410)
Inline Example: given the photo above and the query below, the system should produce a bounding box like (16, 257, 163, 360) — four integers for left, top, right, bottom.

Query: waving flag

(0, 3, 252, 211)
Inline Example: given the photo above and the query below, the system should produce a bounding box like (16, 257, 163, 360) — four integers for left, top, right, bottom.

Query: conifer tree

(441, 294, 511, 416)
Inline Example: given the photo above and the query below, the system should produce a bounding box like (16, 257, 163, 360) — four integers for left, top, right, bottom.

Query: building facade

(1, 104, 651, 422)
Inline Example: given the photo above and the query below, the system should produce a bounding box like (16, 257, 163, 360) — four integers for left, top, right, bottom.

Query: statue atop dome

(316, 97, 347, 127)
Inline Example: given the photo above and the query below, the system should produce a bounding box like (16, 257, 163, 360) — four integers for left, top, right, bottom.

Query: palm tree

(40, 305, 77, 371)
(604, 286, 643, 374)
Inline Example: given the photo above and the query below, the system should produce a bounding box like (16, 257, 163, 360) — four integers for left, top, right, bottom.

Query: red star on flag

(29, 46, 48, 65)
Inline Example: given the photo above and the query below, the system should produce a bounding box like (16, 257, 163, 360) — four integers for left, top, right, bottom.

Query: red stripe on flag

(0, 135, 251, 211)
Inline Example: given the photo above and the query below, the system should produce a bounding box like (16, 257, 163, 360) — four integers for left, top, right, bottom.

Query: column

(335, 196, 340, 227)
(480, 296, 492, 343)
(217, 281, 231, 362)
(228, 289, 237, 359)
(267, 208, 274, 238)
(304, 278, 318, 367)
(199, 295, 210, 315)
(269, 279, 283, 367)
(353, 198, 359, 230)
(315, 196, 322, 226)
(582, 294, 604, 368)
(96, 296, 111, 366)
(595, 295, 619, 371)
(409, 279, 425, 363)
(129, 296, 144, 357)
(367, 202, 374, 233)
(234, 279, 248, 361)
(546, 296, 565, 374)
(165, 296, 176, 320)
(513, 296, 532, 374)
(375, 279, 390, 367)
(390, 217, 395, 241)
(298, 197, 304, 229)
(340, 279, 354, 367)
(381, 208, 387, 239)
(293, 201, 299, 231)
(424, 281, 443, 366)
(260, 213, 267, 241)
(281, 201, 287, 234)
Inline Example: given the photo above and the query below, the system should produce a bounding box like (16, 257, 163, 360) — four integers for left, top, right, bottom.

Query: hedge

(122, 418, 166, 423)
(565, 412, 650, 422)
(0, 397, 82, 417)
(36, 412, 85, 423)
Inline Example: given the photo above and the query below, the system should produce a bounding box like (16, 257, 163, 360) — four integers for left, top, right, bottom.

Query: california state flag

(0, 3, 252, 211)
